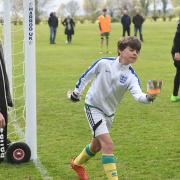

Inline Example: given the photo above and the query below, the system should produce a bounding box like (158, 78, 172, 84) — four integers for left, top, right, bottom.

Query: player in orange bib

(98, 8, 111, 54)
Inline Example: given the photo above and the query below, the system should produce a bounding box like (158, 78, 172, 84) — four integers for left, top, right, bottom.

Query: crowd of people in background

(47, 9, 180, 104)
(47, 9, 145, 47)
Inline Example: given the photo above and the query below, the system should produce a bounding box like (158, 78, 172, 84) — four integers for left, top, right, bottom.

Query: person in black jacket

(171, 20, 180, 102)
(48, 12, 59, 44)
(0, 42, 13, 161)
(132, 11, 145, 42)
(121, 10, 131, 37)
(62, 15, 75, 44)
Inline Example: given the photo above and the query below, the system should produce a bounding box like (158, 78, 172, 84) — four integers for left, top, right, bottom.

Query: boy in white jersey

(68, 36, 157, 180)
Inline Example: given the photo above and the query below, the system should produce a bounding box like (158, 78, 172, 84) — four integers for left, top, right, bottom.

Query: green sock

(102, 154, 118, 180)
(74, 144, 96, 165)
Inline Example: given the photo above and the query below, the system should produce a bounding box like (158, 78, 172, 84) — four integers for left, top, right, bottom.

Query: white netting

(2, 0, 37, 160)
(2, 21, 26, 142)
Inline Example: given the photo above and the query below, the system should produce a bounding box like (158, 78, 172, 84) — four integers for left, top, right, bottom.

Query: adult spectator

(132, 11, 145, 42)
(121, 10, 131, 37)
(171, 19, 180, 102)
(62, 15, 75, 44)
(48, 12, 58, 44)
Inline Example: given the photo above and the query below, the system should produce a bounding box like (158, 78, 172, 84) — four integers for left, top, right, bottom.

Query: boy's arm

(70, 60, 101, 101)
(99, 23, 102, 32)
(128, 77, 154, 103)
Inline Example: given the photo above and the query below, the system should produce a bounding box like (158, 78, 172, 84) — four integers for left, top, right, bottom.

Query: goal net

(1, 0, 37, 160)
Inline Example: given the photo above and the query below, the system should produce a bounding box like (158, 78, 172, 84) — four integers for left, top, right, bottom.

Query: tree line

(8, 0, 180, 24)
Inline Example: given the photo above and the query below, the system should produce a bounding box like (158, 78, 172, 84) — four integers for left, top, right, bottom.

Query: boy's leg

(105, 33, 109, 53)
(97, 133, 118, 180)
(71, 139, 100, 180)
(73, 143, 97, 165)
(100, 34, 104, 53)
(84, 104, 118, 179)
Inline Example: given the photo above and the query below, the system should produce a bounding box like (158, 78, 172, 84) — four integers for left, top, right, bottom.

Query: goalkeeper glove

(71, 91, 80, 102)
(67, 90, 80, 102)
(146, 94, 157, 102)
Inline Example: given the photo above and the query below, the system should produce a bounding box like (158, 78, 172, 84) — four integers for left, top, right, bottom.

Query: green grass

(1, 20, 180, 180)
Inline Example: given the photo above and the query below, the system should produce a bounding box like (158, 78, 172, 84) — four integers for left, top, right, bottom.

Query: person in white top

(68, 36, 156, 180)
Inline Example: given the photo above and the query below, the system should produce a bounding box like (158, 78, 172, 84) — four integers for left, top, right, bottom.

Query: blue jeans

(134, 26, 143, 41)
(50, 27, 57, 44)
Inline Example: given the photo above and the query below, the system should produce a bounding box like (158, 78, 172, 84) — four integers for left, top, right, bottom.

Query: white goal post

(3, 0, 37, 160)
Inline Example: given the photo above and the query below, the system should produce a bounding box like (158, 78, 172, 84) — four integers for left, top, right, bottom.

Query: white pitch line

(11, 113, 52, 180)
(34, 159, 53, 180)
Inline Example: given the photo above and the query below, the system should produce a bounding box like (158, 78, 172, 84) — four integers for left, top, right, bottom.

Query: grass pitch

(0, 20, 180, 180)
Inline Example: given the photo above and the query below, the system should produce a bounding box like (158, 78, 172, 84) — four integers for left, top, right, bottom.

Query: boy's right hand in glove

(146, 94, 157, 102)
(67, 90, 80, 102)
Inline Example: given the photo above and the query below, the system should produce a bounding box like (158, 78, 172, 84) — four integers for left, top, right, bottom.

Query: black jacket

(0, 42, 13, 113)
(171, 20, 180, 56)
(121, 15, 131, 28)
(48, 13, 58, 28)
(62, 18, 75, 35)
(132, 14, 144, 28)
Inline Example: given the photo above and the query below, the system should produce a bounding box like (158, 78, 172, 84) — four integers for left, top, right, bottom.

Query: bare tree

(83, 0, 104, 16)
(11, 0, 23, 24)
(116, 0, 133, 11)
(65, 0, 80, 17)
(36, 0, 52, 23)
(174, 6, 180, 17)
(172, 0, 180, 7)
(161, 0, 168, 20)
(38, 0, 50, 7)
(139, 0, 151, 16)
(57, 3, 66, 17)
(106, 0, 117, 17)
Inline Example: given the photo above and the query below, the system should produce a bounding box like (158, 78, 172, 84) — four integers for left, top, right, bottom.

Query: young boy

(68, 36, 157, 180)
(98, 8, 111, 54)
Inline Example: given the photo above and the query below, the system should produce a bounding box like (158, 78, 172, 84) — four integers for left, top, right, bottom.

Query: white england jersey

(74, 57, 149, 116)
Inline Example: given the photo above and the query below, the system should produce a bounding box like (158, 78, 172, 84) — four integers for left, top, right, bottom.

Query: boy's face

(119, 46, 139, 65)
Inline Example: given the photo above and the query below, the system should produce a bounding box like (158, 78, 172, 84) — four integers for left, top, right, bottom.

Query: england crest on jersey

(119, 75, 128, 84)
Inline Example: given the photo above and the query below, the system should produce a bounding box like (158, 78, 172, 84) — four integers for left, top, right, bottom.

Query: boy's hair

(117, 36, 141, 55)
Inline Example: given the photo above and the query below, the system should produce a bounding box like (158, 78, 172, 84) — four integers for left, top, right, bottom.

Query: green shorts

(101, 32, 110, 39)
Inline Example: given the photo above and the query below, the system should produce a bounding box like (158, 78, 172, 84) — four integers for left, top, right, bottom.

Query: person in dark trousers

(132, 11, 145, 42)
(62, 15, 75, 44)
(171, 19, 180, 102)
(121, 10, 131, 37)
(48, 12, 58, 44)
(0, 42, 13, 162)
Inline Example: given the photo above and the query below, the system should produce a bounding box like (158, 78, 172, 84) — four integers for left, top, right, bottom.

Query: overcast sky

(43, 0, 84, 15)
